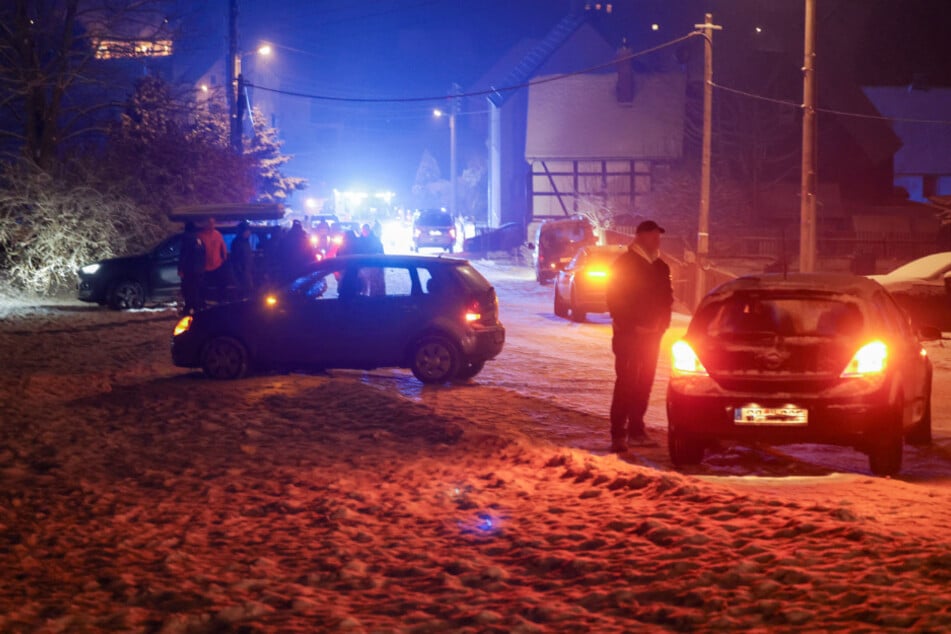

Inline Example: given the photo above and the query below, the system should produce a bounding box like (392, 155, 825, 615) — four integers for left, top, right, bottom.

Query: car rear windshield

(543, 223, 592, 244)
(417, 211, 452, 226)
(697, 294, 865, 339)
(454, 263, 492, 292)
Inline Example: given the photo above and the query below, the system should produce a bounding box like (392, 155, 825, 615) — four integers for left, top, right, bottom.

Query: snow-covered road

(3, 266, 951, 631)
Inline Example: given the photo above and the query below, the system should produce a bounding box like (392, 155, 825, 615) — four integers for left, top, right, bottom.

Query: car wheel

(868, 398, 904, 476)
(201, 336, 249, 380)
(108, 280, 145, 310)
(553, 287, 569, 318)
(570, 288, 586, 322)
(454, 359, 486, 381)
(411, 336, 461, 384)
(906, 387, 932, 446)
(668, 419, 705, 466)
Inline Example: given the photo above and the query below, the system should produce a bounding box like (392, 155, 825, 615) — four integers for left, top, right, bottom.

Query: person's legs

(626, 335, 662, 439)
(610, 334, 636, 450)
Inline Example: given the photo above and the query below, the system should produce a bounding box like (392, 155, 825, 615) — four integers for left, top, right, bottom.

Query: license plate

(560, 257, 572, 263)
(429, 230, 442, 236)
(735, 407, 808, 425)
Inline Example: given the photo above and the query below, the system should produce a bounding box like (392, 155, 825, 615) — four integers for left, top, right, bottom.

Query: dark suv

(171, 254, 505, 384)
(412, 210, 456, 253)
(667, 274, 937, 476)
(77, 225, 282, 310)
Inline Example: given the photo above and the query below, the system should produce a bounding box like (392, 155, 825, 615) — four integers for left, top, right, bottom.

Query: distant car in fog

(553, 244, 627, 322)
(667, 273, 938, 477)
(868, 251, 951, 330)
(412, 210, 456, 253)
(171, 254, 505, 384)
(531, 218, 596, 284)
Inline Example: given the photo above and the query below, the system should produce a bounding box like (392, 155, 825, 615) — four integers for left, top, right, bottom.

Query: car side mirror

(919, 325, 943, 341)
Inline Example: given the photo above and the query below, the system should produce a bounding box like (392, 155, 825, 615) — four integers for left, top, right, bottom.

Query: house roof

(863, 87, 951, 174)
(525, 71, 686, 161)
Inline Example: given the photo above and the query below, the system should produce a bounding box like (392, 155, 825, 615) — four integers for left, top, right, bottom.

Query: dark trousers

(181, 273, 203, 314)
(610, 331, 662, 441)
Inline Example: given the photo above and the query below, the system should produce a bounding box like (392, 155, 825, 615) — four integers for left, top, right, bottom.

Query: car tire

(108, 280, 145, 310)
(570, 288, 586, 322)
(553, 288, 569, 318)
(668, 419, 705, 466)
(454, 359, 486, 381)
(201, 336, 250, 380)
(906, 386, 932, 446)
(411, 336, 461, 384)
(868, 398, 904, 476)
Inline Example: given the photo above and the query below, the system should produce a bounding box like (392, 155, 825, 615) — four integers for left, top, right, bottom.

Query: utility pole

(799, 0, 818, 272)
(227, 0, 241, 152)
(694, 13, 721, 308)
(449, 83, 461, 219)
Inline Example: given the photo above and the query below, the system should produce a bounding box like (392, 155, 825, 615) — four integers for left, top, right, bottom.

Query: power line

(711, 81, 951, 126)
(244, 32, 701, 104)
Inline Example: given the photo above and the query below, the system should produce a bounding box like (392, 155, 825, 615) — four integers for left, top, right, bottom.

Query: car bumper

(415, 235, 454, 248)
(667, 375, 894, 448)
(171, 334, 202, 368)
(77, 277, 105, 303)
(460, 325, 505, 362)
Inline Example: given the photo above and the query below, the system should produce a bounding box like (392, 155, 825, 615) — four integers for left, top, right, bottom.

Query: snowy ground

(2, 262, 951, 632)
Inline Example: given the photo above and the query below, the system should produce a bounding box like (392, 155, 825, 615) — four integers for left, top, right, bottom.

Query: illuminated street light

(305, 197, 318, 209)
(651, 23, 660, 31)
(432, 108, 444, 118)
(200, 84, 209, 93)
(755, 26, 763, 34)
(257, 44, 272, 56)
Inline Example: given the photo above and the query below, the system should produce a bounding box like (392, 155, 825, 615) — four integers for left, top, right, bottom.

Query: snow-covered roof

(525, 71, 686, 161)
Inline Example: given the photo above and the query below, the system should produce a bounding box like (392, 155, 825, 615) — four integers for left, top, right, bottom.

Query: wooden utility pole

(694, 13, 721, 308)
(227, 0, 241, 152)
(449, 83, 461, 219)
(799, 0, 818, 272)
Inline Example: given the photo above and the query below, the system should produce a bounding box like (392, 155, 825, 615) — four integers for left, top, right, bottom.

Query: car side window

(289, 268, 342, 301)
(351, 266, 414, 298)
(417, 267, 435, 294)
(157, 236, 182, 259)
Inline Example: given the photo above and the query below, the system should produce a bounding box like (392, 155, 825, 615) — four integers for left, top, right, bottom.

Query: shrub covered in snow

(0, 162, 160, 294)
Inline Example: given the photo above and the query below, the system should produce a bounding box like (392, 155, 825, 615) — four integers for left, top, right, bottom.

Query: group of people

(177, 218, 387, 315)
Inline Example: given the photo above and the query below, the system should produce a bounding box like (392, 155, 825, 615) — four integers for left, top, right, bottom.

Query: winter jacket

(606, 247, 673, 335)
(178, 233, 206, 278)
(230, 236, 253, 283)
(198, 227, 227, 272)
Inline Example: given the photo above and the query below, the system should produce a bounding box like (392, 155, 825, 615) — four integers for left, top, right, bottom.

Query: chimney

(616, 39, 634, 103)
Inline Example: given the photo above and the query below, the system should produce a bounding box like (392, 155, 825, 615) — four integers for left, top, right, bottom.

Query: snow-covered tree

(244, 109, 306, 203)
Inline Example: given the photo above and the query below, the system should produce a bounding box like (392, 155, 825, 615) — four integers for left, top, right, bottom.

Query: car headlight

(80, 263, 100, 275)
(173, 315, 193, 337)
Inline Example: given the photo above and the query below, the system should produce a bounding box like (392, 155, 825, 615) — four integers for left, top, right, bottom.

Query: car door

(150, 235, 183, 296)
(337, 264, 421, 367)
(260, 264, 352, 368)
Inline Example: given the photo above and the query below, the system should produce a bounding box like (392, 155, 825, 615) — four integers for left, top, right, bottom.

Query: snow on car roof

(168, 203, 285, 223)
(881, 251, 951, 280)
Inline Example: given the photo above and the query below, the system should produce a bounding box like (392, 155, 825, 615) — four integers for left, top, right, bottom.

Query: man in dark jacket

(230, 221, 254, 300)
(605, 220, 674, 452)
(178, 221, 206, 315)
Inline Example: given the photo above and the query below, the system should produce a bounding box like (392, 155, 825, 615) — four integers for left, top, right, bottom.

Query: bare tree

(0, 0, 178, 168)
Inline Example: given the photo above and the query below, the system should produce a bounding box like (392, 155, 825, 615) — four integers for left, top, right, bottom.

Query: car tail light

(586, 268, 608, 279)
(265, 295, 278, 307)
(173, 315, 192, 337)
(332, 235, 343, 246)
(672, 340, 708, 376)
(465, 311, 481, 323)
(841, 341, 887, 377)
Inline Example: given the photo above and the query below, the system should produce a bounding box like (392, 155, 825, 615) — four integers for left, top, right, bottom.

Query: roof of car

(708, 273, 883, 300)
(325, 254, 469, 267)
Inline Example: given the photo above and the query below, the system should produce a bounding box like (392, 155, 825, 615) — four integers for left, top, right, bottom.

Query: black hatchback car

(171, 254, 505, 384)
(667, 274, 937, 476)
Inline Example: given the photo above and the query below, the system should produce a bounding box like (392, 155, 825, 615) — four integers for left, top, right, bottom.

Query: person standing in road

(230, 221, 254, 300)
(606, 220, 673, 453)
(198, 217, 228, 302)
(178, 221, 205, 315)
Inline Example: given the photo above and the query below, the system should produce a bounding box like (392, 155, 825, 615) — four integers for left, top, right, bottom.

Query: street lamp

(232, 44, 272, 150)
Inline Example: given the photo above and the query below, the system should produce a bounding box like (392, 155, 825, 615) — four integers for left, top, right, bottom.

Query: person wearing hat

(230, 221, 254, 300)
(605, 219, 674, 452)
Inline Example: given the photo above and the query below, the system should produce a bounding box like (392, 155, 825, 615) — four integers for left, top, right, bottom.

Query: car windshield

(885, 252, 951, 280)
(417, 211, 452, 227)
(699, 294, 865, 339)
(542, 222, 593, 247)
